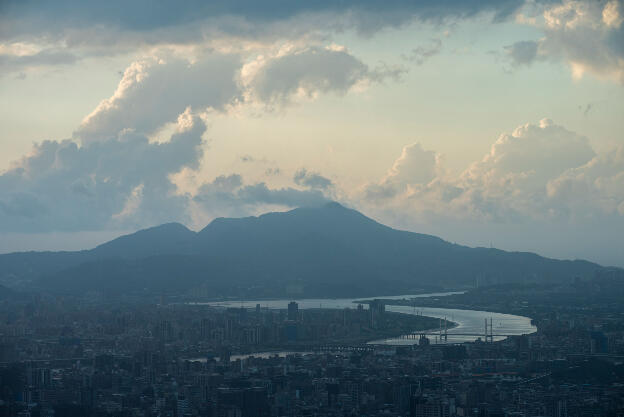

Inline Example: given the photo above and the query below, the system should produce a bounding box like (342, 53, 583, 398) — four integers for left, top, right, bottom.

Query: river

(205, 291, 536, 345)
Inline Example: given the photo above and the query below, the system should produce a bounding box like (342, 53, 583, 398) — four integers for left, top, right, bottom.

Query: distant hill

(0, 202, 609, 298)
(92, 222, 196, 258)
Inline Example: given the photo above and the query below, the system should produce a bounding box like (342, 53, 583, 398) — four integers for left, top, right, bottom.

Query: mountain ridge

(0, 202, 611, 297)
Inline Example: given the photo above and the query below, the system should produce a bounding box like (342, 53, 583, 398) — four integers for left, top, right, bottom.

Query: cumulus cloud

(75, 53, 242, 143)
(73, 44, 398, 144)
(386, 143, 440, 185)
(449, 119, 595, 220)
(513, 0, 624, 82)
(547, 146, 624, 217)
(354, 121, 624, 266)
(0, 39, 397, 234)
(361, 119, 621, 224)
(0, 111, 206, 232)
(463, 119, 595, 191)
(364, 143, 441, 201)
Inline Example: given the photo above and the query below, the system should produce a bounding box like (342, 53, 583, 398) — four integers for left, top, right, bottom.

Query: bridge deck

(405, 333, 520, 337)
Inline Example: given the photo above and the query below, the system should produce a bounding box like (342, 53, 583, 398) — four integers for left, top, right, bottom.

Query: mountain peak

(323, 201, 346, 210)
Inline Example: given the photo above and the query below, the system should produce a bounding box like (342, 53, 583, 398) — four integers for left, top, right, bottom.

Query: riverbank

(364, 291, 537, 321)
(207, 291, 535, 345)
(231, 309, 456, 354)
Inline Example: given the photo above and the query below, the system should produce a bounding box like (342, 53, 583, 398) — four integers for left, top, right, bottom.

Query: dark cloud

(193, 174, 330, 218)
(504, 40, 540, 66)
(249, 47, 372, 105)
(1, 0, 528, 42)
(0, 114, 206, 232)
(0, 49, 78, 75)
(238, 183, 329, 207)
(402, 38, 442, 65)
(293, 168, 333, 190)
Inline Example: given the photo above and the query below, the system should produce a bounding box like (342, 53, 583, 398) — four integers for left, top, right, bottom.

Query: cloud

(73, 45, 399, 144)
(0, 0, 532, 77)
(293, 168, 333, 190)
(0, 111, 206, 232)
(243, 46, 403, 107)
(547, 146, 624, 217)
(0, 48, 78, 76)
(1, 1, 528, 42)
(463, 118, 595, 192)
(513, 0, 624, 83)
(353, 118, 624, 265)
(402, 39, 442, 65)
(0, 41, 398, 234)
(191, 173, 330, 221)
(364, 143, 441, 201)
(386, 143, 440, 185)
(74, 52, 242, 143)
(504, 40, 541, 67)
(362, 119, 613, 223)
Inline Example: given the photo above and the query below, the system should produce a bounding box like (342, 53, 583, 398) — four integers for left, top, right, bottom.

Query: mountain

(92, 222, 195, 258)
(0, 202, 609, 298)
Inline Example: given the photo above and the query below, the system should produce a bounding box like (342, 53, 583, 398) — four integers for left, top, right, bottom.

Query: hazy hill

(92, 222, 195, 258)
(0, 202, 607, 297)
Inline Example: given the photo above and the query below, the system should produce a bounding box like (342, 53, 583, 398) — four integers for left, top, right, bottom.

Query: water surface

(207, 292, 536, 345)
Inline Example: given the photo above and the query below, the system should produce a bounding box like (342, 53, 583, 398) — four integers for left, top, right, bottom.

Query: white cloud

(363, 143, 441, 201)
(547, 145, 624, 217)
(462, 118, 595, 193)
(75, 52, 243, 143)
(513, 0, 624, 83)
(361, 119, 618, 223)
(352, 118, 624, 265)
(603, 0, 624, 28)
(72, 44, 400, 145)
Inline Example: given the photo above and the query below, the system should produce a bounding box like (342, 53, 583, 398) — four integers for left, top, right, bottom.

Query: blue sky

(1, 0, 623, 266)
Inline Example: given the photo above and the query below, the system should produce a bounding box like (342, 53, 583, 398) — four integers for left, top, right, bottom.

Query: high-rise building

(288, 301, 299, 321)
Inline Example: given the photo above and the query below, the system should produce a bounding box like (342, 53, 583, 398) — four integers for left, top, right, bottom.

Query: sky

(1, 0, 623, 266)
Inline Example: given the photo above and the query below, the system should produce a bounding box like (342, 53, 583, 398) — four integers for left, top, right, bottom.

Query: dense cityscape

(0, 268, 623, 417)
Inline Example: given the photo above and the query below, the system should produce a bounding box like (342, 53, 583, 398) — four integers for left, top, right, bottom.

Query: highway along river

(207, 292, 536, 345)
